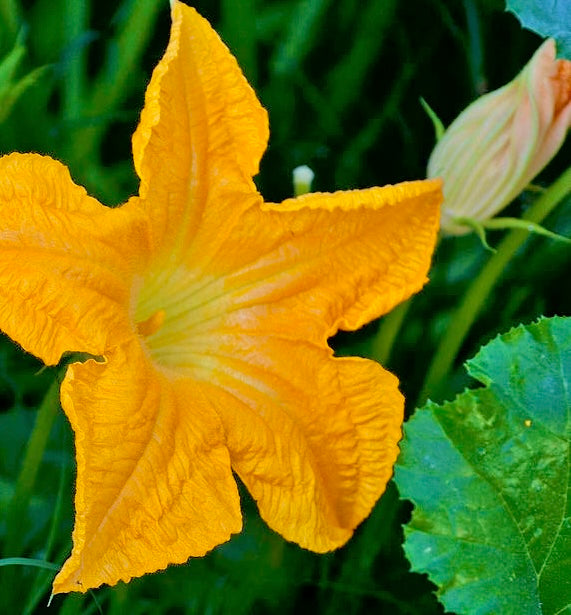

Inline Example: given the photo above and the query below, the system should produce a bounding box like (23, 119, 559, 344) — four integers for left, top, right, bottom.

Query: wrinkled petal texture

(140, 179, 441, 551)
(200, 348, 403, 551)
(0, 153, 149, 364)
(428, 38, 571, 234)
(132, 2, 269, 261)
(52, 339, 242, 594)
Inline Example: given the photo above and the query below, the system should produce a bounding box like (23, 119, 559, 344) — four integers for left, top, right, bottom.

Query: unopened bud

(428, 39, 571, 235)
(293, 165, 315, 197)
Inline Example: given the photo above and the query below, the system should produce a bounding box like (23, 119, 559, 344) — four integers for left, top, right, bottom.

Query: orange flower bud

(428, 39, 571, 235)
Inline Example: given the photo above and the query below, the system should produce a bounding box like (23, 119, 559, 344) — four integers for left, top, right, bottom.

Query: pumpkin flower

(428, 38, 571, 235)
(0, 1, 441, 594)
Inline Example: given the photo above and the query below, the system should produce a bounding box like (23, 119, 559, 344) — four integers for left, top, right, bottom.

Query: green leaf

(0, 558, 60, 572)
(395, 316, 571, 615)
(0, 30, 26, 86)
(506, 0, 571, 58)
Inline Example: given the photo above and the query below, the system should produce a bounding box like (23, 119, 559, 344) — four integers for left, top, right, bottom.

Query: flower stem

(24, 436, 70, 615)
(221, 0, 257, 86)
(1, 376, 61, 612)
(63, 1, 89, 123)
(418, 165, 571, 405)
(370, 299, 412, 365)
(463, 0, 485, 95)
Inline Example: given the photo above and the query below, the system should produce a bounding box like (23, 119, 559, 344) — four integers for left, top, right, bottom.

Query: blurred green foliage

(0, 0, 569, 613)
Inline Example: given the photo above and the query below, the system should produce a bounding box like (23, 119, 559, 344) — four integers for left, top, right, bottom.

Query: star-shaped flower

(0, 1, 441, 594)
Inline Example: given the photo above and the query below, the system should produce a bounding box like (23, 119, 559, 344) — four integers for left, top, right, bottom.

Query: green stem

(462, 0, 485, 95)
(4, 377, 61, 556)
(369, 238, 442, 367)
(63, 1, 89, 123)
(370, 300, 412, 365)
(1, 377, 61, 611)
(220, 0, 257, 85)
(24, 438, 70, 615)
(418, 165, 571, 405)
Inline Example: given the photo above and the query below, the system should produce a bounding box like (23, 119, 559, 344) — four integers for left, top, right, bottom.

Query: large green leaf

(506, 0, 571, 58)
(395, 316, 571, 615)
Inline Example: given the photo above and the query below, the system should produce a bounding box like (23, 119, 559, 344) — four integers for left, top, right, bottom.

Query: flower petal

(52, 337, 241, 594)
(132, 0, 269, 257)
(209, 180, 441, 334)
(267, 180, 442, 330)
(0, 153, 149, 365)
(196, 340, 402, 551)
(523, 39, 571, 179)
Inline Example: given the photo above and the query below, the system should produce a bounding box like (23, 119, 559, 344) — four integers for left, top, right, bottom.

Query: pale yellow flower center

(133, 262, 225, 374)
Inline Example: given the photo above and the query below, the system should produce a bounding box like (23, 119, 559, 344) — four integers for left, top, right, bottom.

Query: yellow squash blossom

(0, 1, 441, 594)
(428, 38, 571, 235)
